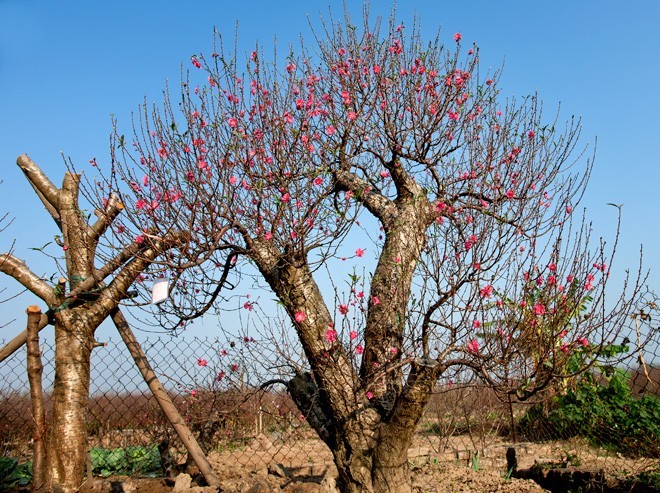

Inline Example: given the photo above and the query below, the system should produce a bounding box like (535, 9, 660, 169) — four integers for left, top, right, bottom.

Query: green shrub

(0, 457, 32, 489)
(520, 359, 660, 458)
(90, 445, 163, 477)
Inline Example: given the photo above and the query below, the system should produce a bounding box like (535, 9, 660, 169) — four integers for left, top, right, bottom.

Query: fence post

(110, 309, 219, 487)
(26, 305, 47, 491)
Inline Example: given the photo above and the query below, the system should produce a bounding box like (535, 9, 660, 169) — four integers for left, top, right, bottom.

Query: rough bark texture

(26, 306, 48, 492)
(47, 310, 94, 492)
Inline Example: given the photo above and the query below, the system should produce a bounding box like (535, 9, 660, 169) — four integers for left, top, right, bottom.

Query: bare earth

(77, 433, 658, 492)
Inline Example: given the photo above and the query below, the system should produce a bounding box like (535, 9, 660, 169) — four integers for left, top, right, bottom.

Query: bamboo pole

(110, 309, 219, 487)
(26, 306, 47, 491)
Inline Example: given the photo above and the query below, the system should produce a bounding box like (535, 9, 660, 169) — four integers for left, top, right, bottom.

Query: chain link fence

(1, 332, 658, 482)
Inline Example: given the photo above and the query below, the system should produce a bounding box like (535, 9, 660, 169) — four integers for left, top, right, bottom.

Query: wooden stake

(110, 309, 219, 487)
(26, 305, 48, 491)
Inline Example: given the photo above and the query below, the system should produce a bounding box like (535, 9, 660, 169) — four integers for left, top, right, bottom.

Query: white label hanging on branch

(152, 278, 169, 305)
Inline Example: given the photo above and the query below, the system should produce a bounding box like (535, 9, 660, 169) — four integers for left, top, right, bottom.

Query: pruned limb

(110, 308, 219, 487)
(16, 154, 61, 228)
(0, 253, 58, 306)
(90, 193, 124, 242)
(26, 305, 48, 490)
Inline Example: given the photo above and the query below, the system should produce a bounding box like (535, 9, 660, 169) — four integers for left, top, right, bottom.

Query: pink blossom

(505, 189, 515, 199)
(373, 65, 381, 74)
(390, 347, 398, 356)
(197, 358, 207, 367)
(264, 232, 273, 240)
(533, 303, 546, 316)
(371, 296, 381, 306)
(453, 32, 462, 42)
(350, 330, 358, 340)
(347, 111, 357, 120)
(313, 177, 323, 186)
(448, 111, 459, 121)
(355, 248, 365, 257)
(190, 389, 197, 396)
(294, 311, 306, 323)
(322, 328, 337, 343)
(230, 363, 239, 372)
(366, 391, 374, 400)
(191, 56, 201, 68)
(528, 130, 535, 139)
(339, 304, 349, 315)
(560, 343, 569, 354)
(135, 235, 144, 245)
(157, 147, 168, 158)
(243, 301, 254, 311)
(565, 205, 573, 214)
(325, 125, 336, 136)
(479, 285, 494, 298)
(228, 117, 238, 128)
(355, 344, 364, 355)
(216, 371, 226, 381)
(472, 320, 481, 329)
(135, 199, 147, 210)
(281, 192, 291, 203)
(467, 339, 479, 354)
(585, 273, 595, 290)
(576, 336, 588, 347)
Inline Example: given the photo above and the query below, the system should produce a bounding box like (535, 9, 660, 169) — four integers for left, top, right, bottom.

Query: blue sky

(0, 1, 658, 341)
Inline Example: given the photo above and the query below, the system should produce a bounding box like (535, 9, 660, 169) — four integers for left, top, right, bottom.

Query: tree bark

(46, 311, 93, 493)
(26, 306, 48, 492)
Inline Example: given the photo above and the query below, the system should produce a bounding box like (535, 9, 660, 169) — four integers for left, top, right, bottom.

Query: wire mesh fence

(1, 332, 658, 482)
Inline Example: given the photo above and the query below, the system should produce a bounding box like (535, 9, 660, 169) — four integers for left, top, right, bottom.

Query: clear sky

(0, 0, 658, 341)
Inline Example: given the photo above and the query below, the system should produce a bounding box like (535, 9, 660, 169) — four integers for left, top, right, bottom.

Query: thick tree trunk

(46, 312, 93, 493)
(371, 428, 413, 492)
(331, 420, 412, 493)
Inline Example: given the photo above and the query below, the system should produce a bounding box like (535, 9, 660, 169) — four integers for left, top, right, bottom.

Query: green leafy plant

(90, 445, 163, 478)
(519, 345, 660, 457)
(0, 457, 32, 489)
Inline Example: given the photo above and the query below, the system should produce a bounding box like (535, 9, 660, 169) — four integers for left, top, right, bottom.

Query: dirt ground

(77, 464, 547, 493)
(56, 433, 660, 492)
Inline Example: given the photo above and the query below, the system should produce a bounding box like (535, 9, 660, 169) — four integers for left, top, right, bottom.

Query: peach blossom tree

(109, 13, 644, 492)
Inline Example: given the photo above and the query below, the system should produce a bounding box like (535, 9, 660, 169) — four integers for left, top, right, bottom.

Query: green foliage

(90, 445, 163, 478)
(519, 346, 660, 458)
(0, 457, 32, 489)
